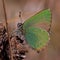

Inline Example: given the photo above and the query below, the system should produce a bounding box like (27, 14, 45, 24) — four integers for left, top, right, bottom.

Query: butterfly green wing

(25, 27, 49, 51)
(23, 9, 51, 51)
(23, 9, 51, 30)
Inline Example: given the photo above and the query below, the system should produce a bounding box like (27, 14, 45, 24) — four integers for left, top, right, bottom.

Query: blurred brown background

(0, 0, 60, 60)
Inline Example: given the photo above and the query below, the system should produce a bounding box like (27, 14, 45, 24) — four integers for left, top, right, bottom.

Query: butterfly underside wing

(23, 9, 51, 51)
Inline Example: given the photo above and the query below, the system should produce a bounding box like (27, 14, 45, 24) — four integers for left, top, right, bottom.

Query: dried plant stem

(2, 0, 14, 60)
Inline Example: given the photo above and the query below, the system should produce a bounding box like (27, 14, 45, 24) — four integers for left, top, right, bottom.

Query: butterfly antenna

(19, 11, 23, 23)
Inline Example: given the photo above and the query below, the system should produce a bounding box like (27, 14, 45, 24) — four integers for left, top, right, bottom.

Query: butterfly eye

(17, 23, 23, 28)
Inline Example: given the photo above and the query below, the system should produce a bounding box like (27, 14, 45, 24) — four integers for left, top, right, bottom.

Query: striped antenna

(19, 11, 23, 23)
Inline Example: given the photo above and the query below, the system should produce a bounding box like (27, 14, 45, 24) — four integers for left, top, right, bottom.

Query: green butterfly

(14, 9, 51, 51)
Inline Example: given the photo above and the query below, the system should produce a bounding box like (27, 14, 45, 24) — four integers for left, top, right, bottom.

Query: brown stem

(2, 0, 13, 60)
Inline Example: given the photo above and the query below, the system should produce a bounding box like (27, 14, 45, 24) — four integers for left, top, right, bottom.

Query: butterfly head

(17, 23, 23, 30)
